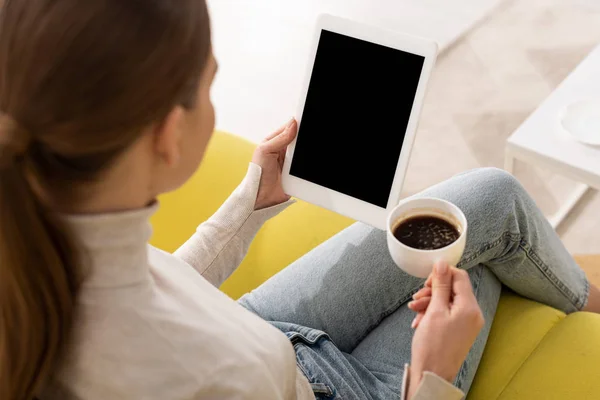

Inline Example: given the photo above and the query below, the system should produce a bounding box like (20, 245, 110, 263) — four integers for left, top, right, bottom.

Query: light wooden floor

(577, 255, 600, 288)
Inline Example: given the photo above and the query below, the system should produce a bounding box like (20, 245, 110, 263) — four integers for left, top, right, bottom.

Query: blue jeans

(239, 168, 589, 399)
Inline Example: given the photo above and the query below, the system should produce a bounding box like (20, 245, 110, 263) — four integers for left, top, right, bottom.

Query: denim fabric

(239, 168, 589, 399)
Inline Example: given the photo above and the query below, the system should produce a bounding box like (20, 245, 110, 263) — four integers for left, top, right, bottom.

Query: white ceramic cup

(386, 198, 468, 278)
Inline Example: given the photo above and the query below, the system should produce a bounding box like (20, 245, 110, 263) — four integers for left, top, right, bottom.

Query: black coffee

(393, 215, 460, 250)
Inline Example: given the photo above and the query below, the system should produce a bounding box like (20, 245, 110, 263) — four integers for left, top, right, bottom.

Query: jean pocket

(311, 382, 335, 399)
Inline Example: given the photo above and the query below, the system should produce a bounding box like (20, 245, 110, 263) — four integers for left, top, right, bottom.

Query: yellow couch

(150, 132, 600, 400)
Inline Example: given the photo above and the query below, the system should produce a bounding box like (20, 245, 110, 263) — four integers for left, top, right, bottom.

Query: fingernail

(411, 317, 417, 329)
(286, 117, 295, 128)
(435, 261, 448, 275)
(408, 301, 415, 308)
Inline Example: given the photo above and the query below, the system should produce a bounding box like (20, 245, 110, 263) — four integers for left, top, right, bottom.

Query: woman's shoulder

(48, 247, 298, 399)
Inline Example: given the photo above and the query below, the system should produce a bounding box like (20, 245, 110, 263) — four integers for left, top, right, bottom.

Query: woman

(0, 1, 598, 399)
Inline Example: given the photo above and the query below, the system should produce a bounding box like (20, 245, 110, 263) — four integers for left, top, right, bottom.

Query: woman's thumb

(430, 261, 453, 309)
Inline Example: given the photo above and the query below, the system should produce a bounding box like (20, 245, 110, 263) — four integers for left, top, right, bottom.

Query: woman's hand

(407, 262, 484, 398)
(252, 118, 298, 210)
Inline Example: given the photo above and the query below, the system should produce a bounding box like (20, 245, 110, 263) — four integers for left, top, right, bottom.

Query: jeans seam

(289, 331, 330, 346)
(457, 232, 519, 269)
(518, 239, 585, 311)
(459, 231, 585, 312)
(582, 278, 590, 310)
(295, 345, 337, 398)
(295, 353, 313, 382)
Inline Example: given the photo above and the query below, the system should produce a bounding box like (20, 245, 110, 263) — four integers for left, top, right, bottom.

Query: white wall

(207, 0, 504, 142)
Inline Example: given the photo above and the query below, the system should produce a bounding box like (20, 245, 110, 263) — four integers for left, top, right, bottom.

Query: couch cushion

(467, 292, 566, 399)
(496, 311, 600, 399)
(150, 132, 251, 254)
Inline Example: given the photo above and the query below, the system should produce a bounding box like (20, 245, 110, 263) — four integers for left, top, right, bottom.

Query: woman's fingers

(261, 119, 297, 153)
(260, 117, 296, 169)
(450, 268, 478, 309)
(430, 262, 453, 310)
(425, 273, 433, 288)
(262, 118, 294, 142)
(411, 312, 425, 329)
(408, 296, 431, 312)
(413, 287, 432, 300)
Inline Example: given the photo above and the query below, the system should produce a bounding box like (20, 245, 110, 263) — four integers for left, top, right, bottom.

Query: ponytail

(0, 116, 79, 399)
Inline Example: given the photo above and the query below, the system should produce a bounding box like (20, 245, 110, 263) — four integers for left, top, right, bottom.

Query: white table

(505, 44, 600, 229)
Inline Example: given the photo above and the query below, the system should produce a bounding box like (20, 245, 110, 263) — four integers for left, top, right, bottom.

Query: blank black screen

(290, 30, 425, 208)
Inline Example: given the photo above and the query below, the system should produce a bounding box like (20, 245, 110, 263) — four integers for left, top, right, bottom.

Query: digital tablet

(281, 14, 438, 230)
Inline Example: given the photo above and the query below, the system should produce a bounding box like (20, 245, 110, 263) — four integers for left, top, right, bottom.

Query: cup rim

(387, 197, 468, 254)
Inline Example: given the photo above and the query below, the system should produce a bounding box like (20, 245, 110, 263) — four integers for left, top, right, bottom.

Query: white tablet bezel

(281, 14, 438, 230)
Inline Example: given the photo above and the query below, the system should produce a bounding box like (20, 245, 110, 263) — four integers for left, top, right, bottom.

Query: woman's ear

(154, 106, 185, 167)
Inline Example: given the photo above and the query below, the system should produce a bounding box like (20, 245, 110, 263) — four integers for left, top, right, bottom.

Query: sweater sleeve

(401, 365, 465, 400)
(174, 163, 294, 287)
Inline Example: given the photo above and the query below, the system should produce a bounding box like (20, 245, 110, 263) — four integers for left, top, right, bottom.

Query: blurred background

(207, 0, 600, 255)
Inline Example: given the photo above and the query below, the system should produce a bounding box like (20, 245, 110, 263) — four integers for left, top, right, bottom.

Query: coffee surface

(393, 215, 460, 250)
